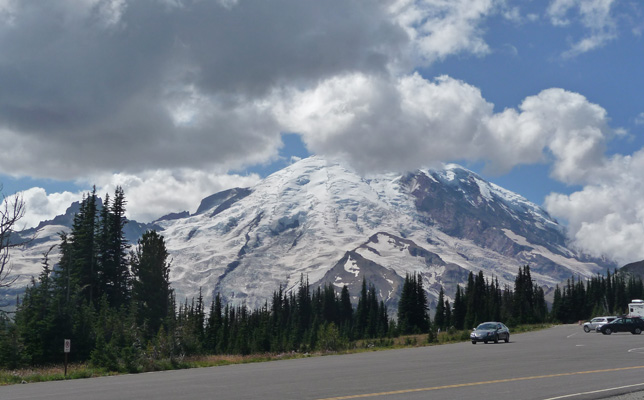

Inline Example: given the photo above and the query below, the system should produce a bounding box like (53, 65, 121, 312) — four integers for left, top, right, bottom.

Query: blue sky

(0, 0, 643, 264)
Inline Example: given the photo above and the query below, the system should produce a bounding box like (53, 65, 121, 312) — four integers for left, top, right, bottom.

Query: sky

(0, 0, 643, 265)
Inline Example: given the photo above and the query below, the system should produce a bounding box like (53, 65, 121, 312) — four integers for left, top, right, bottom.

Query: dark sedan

(470, 322, 510, 344)
(599, 317, 644, 335)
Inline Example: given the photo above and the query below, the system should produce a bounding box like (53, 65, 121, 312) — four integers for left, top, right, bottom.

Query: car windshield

(476, 323, 498, 330)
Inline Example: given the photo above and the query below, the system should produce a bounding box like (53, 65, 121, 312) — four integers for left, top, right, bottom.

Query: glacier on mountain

(4, 156, 613, 313)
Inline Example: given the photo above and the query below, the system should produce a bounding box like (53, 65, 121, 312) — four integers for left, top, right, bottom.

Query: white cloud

(545, 150, 644, 265)
(20, 188, 81, 229)
(490, 88, 611, 184)
(547, 0, 618, 57)
(275, 73, 612, 184)
(389, 0, 501, 67)
(88, 169, 261, 223)
(18, 169, 261, 229)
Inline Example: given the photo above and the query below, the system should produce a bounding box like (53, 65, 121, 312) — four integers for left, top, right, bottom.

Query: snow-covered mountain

(4, 156, 614, 312)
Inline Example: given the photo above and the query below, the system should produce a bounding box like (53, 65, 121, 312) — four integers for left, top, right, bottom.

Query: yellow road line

(317, 366, 644, 400)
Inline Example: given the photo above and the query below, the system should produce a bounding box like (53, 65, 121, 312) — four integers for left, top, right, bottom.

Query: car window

(591, 318, 601, 322)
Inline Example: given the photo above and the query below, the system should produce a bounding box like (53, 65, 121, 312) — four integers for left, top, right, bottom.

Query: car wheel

(484, 340, 488, 344)
(494, 335, 499, 344)
(604, 328, 612, 335)
(634, 328, 642, 335)
(583, 326, 590, 333)
(472, 341, 476, 344)
(504, 335, 510, 343)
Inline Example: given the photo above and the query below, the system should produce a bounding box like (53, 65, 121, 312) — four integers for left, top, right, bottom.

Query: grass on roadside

(0, 323, 553, 386)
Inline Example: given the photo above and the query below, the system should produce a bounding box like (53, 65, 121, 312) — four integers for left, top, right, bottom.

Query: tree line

(433, 265, 548, 332)
(551, 270, 644, 323)
(0, 188, 643, 371)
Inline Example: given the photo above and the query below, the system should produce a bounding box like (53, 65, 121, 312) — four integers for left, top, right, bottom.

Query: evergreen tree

(101, 187, 130, 309)
(339, 285, 353, 339)
(434, 287, 445, 330)
(69, 189, 99, 305)
(131, 230, 173, 339)
(444, 299, 452, 329)
(397, 273, 429, 334)
(452, 285, 465, 330)
(206, 293, 223, 353)
(355, 278, 369, 338)
(463, 272, 476, 329)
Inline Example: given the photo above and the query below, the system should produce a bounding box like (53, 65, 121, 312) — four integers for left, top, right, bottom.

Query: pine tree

(355, 278, 369, 338)
(101, 187, 130, 309)
(463, 272, 476, 329)
(397, 273, 429, 334)
(452, 285, 465, 330)
(338, 285, 353, 339)
(70, 189, 99, 305)
(206, 293, 223, 353)
(131, 230, 173, 339)
(434, 287, 445, 331)
(444, 300, 452, 329)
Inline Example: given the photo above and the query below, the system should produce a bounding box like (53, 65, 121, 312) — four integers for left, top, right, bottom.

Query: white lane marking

(566, 333, 578, 338)
(543, 382, 644, 399)
(629, 347, 644, 353)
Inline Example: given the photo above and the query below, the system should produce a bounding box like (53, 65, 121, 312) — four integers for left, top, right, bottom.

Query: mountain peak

(6, 156, 614, 313)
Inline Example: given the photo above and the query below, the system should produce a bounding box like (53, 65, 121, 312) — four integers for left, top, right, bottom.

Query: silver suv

(583, 316, 617, 332)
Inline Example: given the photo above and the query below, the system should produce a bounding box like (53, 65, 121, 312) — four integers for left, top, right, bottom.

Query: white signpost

(64, 339, 71, 376)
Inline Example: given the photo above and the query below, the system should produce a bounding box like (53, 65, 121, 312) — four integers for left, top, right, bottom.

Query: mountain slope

(158, 156, 610, 311)
(4, 156, 613, 312)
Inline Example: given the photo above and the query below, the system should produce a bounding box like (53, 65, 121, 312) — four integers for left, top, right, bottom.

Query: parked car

(470, 322, 510, 344)
(583, 316, 617, 332)
(599, 317, 644, 335)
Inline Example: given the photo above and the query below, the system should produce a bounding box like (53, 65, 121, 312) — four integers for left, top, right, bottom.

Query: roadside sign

(64, 339, 71, 377)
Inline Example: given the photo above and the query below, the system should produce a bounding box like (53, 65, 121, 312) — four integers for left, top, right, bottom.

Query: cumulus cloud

(87, 169, 261, 223)
(545, 151, 644, 265)
(275, 73, 612, 185)
(389, 0, 507, 67)
(19, 188, 80, 229)
(17, 169, 261, 229)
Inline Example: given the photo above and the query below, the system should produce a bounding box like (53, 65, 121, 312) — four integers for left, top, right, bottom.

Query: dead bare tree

(0, 185, 27, 289)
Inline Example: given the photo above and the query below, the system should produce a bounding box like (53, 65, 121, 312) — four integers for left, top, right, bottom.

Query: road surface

(2, 324, 644, 399)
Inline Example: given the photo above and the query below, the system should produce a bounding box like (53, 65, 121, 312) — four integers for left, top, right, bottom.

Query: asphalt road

(3, 324, 644, 400)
